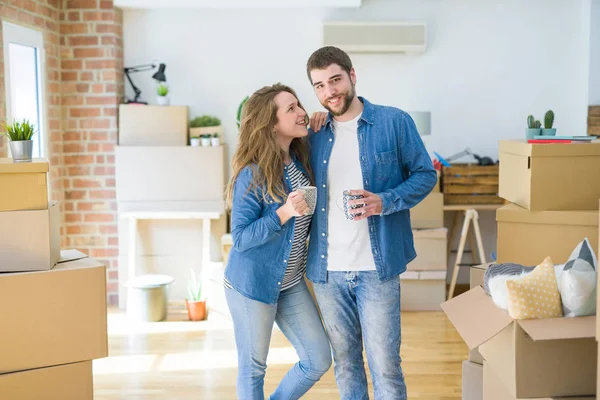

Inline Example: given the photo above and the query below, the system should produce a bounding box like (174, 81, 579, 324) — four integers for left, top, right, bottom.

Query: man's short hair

(306, 46, 353, 84)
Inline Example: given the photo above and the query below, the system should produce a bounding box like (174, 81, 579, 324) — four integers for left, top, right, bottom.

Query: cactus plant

(527, 115, 535, 129)
(534, 120, 541, 129)
(544, 110, 554, 129)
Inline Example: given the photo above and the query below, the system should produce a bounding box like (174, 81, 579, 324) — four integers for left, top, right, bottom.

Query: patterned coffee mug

(298, 186, 317, 215)
(336, 190, 365, 220)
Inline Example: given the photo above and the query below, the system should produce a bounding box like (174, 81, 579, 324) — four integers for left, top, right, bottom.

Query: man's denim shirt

(306, 96, 437, 284)
(224, 160, 310, 305)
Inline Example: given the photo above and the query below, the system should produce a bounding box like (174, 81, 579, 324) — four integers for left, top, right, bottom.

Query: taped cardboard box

(483, 361, 594, 400)
(118, 104, 188, 146)
(468, 263, 492, 365)
(496, 203, 598, 265)
(462, 360, 482, 400)
(400, 270, 446, 311)
(0, 201, 60, 272)
(498, 140, 600, 211)
(0, 250, 108, 373)
(0, 361, 92, 400)
(442, 287, 596, 398)
(115, 145, 227, 202)
(0, 158, 48, 212)
(409, 227, 447, 271)
(411, 192, 444, 229)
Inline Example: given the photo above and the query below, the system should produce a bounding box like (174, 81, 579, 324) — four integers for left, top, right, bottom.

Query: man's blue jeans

(225, 280, 332, 399)
(312, 271, 407, 400)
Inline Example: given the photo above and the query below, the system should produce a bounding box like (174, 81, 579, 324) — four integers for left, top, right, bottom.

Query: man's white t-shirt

(326, 113, 377, 272)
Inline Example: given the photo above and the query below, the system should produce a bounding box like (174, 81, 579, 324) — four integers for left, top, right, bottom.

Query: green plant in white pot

(190, 115, 222, 141)
(190, 136, 200, 147)
(185, 268, 207, 321)
(156, 82, 169, 106)
(200, 133, 211, 147)
(2, 119, 36, 162)
(211, 132, 220, 147)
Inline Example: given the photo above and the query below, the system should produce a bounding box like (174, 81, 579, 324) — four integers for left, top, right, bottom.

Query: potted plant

(200, 134, 211, 147)
(525, 114, 541, 140)
(236, 96, 249, 129)
(190, 115, 222, 139)
(190, 136, 200, 147)
(185, 268, 207, 321)
(156, 82, 169, 106)
(2, 119, 36, 162)
(541, 110, 556, 136)
(211, 132, 220, 146)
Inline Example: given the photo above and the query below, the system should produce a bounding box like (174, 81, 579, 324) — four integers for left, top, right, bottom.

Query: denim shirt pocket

(374, 149, 398, 181)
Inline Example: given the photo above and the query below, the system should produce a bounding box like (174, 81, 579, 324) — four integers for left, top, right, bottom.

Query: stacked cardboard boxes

(403, 172, 448, 310)
(0, 158, 108, 399)
(443, 140, 600, 399)
(115, 105, 228, 309)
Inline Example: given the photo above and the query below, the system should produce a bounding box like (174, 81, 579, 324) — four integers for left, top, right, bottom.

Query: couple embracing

(223, 46, 437, 400)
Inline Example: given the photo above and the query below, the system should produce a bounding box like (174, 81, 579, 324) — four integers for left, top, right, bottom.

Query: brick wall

(60, 0, 123, 304)
(0, 0, 123, 304)
(588, 106, 600, 135)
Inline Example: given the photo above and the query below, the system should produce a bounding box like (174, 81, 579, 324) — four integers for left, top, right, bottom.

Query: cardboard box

(400, 270, 446, 311)
(0, 361, 93, 400)
(0, 251, 108, 373)
(115, 145, 227, 202)
(498, 140, 600, 211)
(483, 361, 594, 400)
(0, 200, 60, 272)
(411, 192, 443, 229)
(408, 228, 447, 271)
(496, 203, 598, 265)
(0, 157, 48, 211)
(462, 360, 483, 400)
(442, 287, 596, 398)
(118, 104, 188, 146)
(468, 263, 492, 364)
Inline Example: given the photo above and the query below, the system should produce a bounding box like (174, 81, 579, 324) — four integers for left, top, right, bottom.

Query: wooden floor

(93, 305, 467, 399)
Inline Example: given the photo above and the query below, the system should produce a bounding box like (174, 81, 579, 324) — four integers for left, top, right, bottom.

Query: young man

(305, 46, 437, 399)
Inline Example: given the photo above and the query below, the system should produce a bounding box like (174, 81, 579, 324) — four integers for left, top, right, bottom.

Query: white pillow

(559, 238, 597, 317)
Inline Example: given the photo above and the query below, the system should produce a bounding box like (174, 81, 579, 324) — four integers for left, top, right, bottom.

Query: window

(2, 21, 46, 159)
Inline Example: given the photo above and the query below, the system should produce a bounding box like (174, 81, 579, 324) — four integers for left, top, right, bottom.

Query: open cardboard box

(441, 286, 596, 398)
(483, 361, 594, 400)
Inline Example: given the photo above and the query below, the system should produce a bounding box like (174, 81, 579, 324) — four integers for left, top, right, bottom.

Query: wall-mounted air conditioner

(323, 21, 427, 54)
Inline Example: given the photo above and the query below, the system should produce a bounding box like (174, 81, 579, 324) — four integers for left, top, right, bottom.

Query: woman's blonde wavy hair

(225, 83, 313, 210)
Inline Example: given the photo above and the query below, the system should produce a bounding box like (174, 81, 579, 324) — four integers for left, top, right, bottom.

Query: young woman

(223, 83, 331, 400)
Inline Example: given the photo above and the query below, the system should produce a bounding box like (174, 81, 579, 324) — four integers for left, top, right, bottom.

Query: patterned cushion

(559, 238, 597, 317)
(505, 257, 563, 320)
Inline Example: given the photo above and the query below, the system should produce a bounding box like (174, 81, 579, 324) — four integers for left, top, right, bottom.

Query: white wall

(122, 0, 593, 286)
(124, 0, 592, 163)
(589, 0, 600, 104)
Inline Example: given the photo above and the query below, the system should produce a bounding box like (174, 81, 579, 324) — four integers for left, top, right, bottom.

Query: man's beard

(323, 84, 355, 117)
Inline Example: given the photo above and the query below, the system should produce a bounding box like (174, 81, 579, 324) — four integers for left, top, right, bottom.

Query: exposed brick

(65, 190, 87, 200)
(74, 47, 105, 58)
(68, 166, 91, 176)
(83, 11, 113, 21)
(61, 71, 79, 81)
(65, 213, 82, 223)
(86, 96, 117, 105)
(66, 0, 99, 9)
(73, 178, 102, 188)
(60, 23, 88, 34)
(64, 155, 95, 164)
(66, 225, 97, 235)
(90, 189, 115, 199)
(100, 0, 113, 9)
(84, 213, 114, 222)
(85, 59, 116, 70)
(68, 35, 98, 46)
(70, 107, 101, 118)
(89, 248, 118, 258)
(99, 225, 118, 234)
(61, 59, 83, 70)
(80, 119, 110, 129)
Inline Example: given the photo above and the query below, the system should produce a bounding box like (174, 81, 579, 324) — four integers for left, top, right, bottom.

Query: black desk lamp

(123, 63, 167, 104)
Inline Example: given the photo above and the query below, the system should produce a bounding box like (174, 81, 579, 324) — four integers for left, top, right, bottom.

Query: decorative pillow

(505, 257, 563, 320)
(559, 238, 597, 317)
(484, 262, 564, 311)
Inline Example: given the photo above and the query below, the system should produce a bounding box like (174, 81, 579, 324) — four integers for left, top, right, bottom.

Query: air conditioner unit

(323, 21, 427, 54)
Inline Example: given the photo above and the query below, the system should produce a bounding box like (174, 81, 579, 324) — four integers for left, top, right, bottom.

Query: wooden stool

(447, 208, 486, 300)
